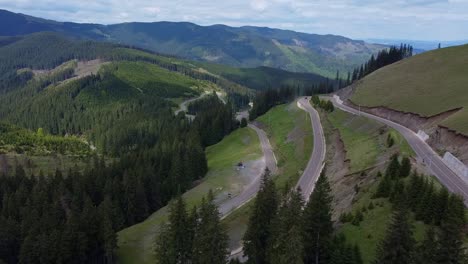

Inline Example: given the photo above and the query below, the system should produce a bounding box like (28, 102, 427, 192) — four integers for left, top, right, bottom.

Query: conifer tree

(375, 172, 392, 198)
(353, 245, 363, 264)
(243, 168, 278, 264)
(155, 196, 192, 264)
(434, 187, 449, 226)
(416, 181, 436, 224)
(192, 191, 228, 264)
(385, 154, 400, 179)
(267, 189, 304, 264)
(414, 226, 438, 264)
(435, 195, 467, 264)
(399, 157, 411, 178)
(302, 171, 334, 264)
(98, 197, 116, 263)
(374, 205, 414, 264)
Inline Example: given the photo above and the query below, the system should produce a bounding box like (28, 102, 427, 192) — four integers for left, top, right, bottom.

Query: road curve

(229, 98, 327, 260)
(331, 96, 468, 205)
(224, 123, 276, 262)
(219, 123, 278, 217)
(174, 93, 208, 116)
(296, 98, 327, 201)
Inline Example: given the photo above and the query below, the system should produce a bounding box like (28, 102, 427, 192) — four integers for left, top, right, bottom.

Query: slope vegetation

(351, 44, 468, 135)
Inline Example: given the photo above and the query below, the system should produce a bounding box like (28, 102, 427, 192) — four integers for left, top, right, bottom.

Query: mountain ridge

(0, 9, 384, 78)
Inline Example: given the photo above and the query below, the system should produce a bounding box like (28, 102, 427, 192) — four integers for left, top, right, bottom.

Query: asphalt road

(296, 97, 327, 201)
(219, 123, 278, 217)
(229, 98, 327, 260)
(174, 92, 208, 116)
(331, 96, 468, 206)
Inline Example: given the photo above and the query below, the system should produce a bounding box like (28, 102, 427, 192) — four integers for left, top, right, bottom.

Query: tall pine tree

(302, 171, 334, 264)
(191, 191, 228, 264)
(243, 168, 278, 264)
(267, 188, 304, 264)
(373, 205, 414, 264)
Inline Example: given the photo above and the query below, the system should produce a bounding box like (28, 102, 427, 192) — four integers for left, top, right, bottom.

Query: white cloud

(250, 0, 269, 11)
(0, 0, 467, 40)
(143, 6, 161, 15)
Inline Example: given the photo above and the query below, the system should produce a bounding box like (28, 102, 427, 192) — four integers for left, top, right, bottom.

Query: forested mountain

(0, 9, 384, 78)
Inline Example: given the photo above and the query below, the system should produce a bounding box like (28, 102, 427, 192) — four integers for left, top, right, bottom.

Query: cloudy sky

(1, 0, 467, 41)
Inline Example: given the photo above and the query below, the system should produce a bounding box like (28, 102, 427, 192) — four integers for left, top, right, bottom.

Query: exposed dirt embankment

(343, 98, 468, 165)
(429, 126, 468, 163)
(326, 129, 354, 217)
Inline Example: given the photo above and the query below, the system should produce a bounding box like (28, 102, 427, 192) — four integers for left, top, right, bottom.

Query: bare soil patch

(344, 99, 468, 165)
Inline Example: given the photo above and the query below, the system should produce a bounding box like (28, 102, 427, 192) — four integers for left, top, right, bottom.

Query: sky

(1, 0, 468, 41)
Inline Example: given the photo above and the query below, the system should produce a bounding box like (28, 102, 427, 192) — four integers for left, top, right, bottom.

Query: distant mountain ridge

(366, 38, 468, 52)
(0, 9, 384, 78)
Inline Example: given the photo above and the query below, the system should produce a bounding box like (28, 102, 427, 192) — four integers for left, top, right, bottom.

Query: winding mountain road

(331, 96, 468, 206)
(174, 92, 208, 116)
(296, 97, 327, 201)
(229, 98, 327, 260)
(219, 123, 278, 217)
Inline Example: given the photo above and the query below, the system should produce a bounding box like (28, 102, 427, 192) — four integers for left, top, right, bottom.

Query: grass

(256, 103, 313, 187)
(327, 109, 384, 172)
(338, 174, 449, 264)
(351, 44, 468, 135)
(222, 102, 314, 251)
(325, 101, 467, 263)
(116, 127, 262, 264)
(388, 129, 415, 157)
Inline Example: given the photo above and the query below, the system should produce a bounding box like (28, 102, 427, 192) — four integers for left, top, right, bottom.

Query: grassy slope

(327, 110, 384, 172)
(116, 127, 262, 264)
(256, 103, 313, 187)
(326, 108, 432, 263)
(224, 102, 314, 250)
(351, 44, 468, 135)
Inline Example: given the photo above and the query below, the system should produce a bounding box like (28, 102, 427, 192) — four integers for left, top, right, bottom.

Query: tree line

(249, 82, 335, 120)
(155, 191, 228, 264)
(337, 44, 413, 89)
(310, 95, 334, 112)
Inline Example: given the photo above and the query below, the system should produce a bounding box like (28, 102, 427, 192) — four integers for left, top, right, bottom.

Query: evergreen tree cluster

(190, 94, 239, 147)
(372, 154, 467, 264)
(0, 141, 209, 264)
(155, 192, 228, 264)
(341, 44, 413, 87)
(248, 82, 334, 120)
(310, 95, 334, 112)
(227, 92, 251, 111)
(242, 169, 363, 264)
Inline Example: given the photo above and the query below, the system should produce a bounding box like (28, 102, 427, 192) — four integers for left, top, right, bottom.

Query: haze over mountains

(366, 38, 468, 52)
(0, 9, 384, 78)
